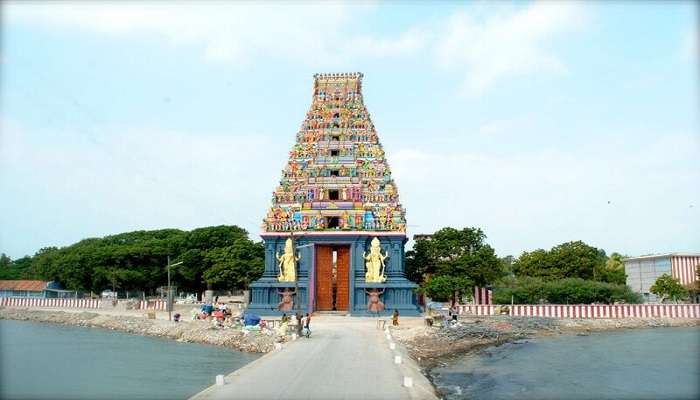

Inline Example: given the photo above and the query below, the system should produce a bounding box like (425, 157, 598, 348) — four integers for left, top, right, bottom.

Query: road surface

(192, 316, 436, 400)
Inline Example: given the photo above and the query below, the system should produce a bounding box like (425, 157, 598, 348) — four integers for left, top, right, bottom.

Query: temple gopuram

(247, 73, 420, 316)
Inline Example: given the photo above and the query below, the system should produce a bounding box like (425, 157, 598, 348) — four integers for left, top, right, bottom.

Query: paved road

(194, 317, 431, 400)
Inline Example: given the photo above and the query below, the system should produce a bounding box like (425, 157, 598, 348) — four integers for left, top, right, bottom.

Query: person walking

(392, 309, 399, 326)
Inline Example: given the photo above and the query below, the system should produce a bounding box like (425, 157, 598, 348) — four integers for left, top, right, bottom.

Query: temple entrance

(315, 245, 350, 311)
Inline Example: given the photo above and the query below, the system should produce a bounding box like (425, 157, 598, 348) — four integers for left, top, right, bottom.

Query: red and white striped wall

(456, 303, 700, 319)
(138, 300, 167, 311)
(671, 255, 700, 286)
(0, 297, 101, 309)
(473, 287, 493, 305)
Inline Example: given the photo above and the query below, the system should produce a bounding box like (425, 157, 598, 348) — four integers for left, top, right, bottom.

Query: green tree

(0, 254, 34, 280)
(513, 241, 606, 281)
(500, 255, 515, 277)
(405, 239, 434, 285)
(24, 225, 258, 294)
(687, 265, 700, 301)
(511, 249, 550, 279)
(596, 252, 627, 285)
(422, 275, 473, 304)
(29, 247, 62, 282)
(0, 253, 10, 269)
(493, 276, 641, 304)
(93, 267, 146, 293)
(185, 225, 249, 250)
(202, 240, 264, 290)
(406, 228, 504, 304)
(173, 249, 209, 293)
(0, 253, 16, 279)
(426, 227, 504, 287)
(650, 274, 688, 303)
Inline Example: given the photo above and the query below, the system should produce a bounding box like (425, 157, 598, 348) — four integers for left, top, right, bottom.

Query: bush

(493, 276, 641, 304)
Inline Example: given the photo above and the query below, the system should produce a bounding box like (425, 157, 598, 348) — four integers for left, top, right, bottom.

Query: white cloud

(390, 132, 700, 256)
(6, 1, 584, 93)
(348, 28, 429, 56)
(5, 2, 398, 67)
(435, 2, 586, 94)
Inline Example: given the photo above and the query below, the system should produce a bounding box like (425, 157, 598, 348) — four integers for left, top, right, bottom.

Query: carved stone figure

(363, 237, 388, 283)
(341, 210, 350, 229)
(278, 288, 295, 311)
(276, 238, 300, 282)
(365, 288, 385, 312)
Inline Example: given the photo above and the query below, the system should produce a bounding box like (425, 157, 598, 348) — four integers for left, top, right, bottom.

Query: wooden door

(335, 246, 350, 311)
(315, 246, 334, 311)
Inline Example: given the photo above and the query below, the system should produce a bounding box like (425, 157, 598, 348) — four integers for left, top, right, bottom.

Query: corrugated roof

(0, 280, 49, 291)
(623, 253, 700, 262)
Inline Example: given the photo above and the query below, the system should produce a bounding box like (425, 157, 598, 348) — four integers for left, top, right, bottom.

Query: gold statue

(276, 238, 300, 282)
(363, 237, 388, 283)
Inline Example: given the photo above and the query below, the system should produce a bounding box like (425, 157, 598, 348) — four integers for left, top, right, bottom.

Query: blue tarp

(244, 313, 261, 326)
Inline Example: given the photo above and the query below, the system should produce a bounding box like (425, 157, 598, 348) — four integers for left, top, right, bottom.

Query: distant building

(624, 254, 699, 302)
(0, 280, 68, 298)
(413, 234, 433, 241)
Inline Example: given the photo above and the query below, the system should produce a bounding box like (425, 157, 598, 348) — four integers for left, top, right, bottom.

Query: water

(432, 327, 700, 400)
(0, 320, 260, 400)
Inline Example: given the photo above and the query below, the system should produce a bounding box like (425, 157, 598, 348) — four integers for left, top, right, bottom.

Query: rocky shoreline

(0, 307, 279, 353)
(391, 315, 699, 378)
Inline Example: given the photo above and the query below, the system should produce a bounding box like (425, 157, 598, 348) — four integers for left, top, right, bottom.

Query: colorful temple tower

(247, 73, 420, 316)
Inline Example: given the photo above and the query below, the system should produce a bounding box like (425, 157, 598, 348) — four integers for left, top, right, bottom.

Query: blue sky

(1, 1, 698, 259)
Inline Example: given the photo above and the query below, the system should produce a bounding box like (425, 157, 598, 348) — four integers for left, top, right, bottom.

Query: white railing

(456, 303, 700, 319)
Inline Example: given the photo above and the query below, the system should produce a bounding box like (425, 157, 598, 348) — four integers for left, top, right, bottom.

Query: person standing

(392, 309, 399, 326)
(301, 313, 311, 338)
(448, 305, 458, 323)
(295, 312, 303, 337)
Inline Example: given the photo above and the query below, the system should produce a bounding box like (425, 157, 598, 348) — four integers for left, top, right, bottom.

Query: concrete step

(313, 311, 349, 316)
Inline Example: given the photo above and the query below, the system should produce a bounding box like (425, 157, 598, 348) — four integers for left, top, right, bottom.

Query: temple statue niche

(364, 237, 388, 283)
(276, 238, 299, 282)
(277, 288, 295, 311)
(366, 288, 385, 313)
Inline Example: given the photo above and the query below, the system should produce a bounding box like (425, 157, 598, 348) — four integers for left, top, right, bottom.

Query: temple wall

(247, 233, 420, 316)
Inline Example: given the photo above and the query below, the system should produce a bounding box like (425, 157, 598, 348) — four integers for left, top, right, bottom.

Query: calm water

(0, 320, 260, 400)
(432, 327, 700, 400)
